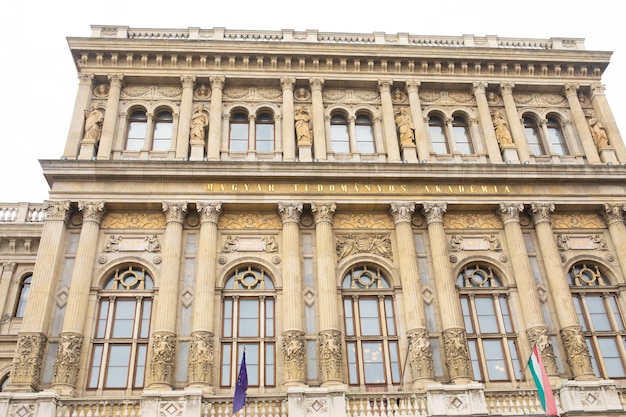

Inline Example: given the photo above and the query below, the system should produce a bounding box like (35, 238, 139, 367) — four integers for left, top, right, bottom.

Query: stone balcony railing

(0, 203, 46, 223)
(90, 26, 586, 51)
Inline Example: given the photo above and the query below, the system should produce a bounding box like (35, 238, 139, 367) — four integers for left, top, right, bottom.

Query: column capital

(406, 79, 421, 92)
(472, 81, 488, 94)
(563, 83, 580, 97)
(52, 332, 83, 387)
(421, 202, 447, 224)
(311, 202, 336, 224)
(278, 202, 303, 224)
(498, 202, 524, 225)
(78, 201, 105, 224)
(180, 75, 196, 88)
(390, 202, 415, 224)
(280, 77, 295, 90)
(309, 77, 324, 90)
(78, 73, 95, 84)
(499, 82, 515, 94)
(602, 203, 626, 226)
(2, 262, 17, 273)
(106, 73, 124, 86)
(197, 202, 222, 224)
(529, 202, 555, 225)
(162, 202, 188, 224)
(43, 200, 71, 222)
(209, 75, 225, 89)
(377, 79, 393, 91)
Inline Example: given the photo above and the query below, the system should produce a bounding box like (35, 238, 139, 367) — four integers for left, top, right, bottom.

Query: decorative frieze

(333, 213, 393, 229)
(444, 212, 502, 229)
(335, 233, 392, 261)
(218, 213, 282, 230)
(220, 235, 279, 253)
(550, 212, 605, 229)
(448, 234, 502, 252)
(102, 234, 162, 252)
(120, 85, 182, 100)
(101, 212, 166, 229)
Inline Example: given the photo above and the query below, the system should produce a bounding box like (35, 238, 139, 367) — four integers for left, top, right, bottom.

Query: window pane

(15, 276, 32, 318)
(96, 300, 110, 338)
(461, 297, 474, 333)
(265, 298, 274, 337)
(153, 123, 172, 151)
(265, 343, 275, 386)
(221, 343, 232, 386)
(356, 124, 375, 153)
(429, 116, 448, 154)
(482, 339, 508, 381)
(585, 337, 601, 377)
(344, 299, 355, 336)
(140, 300, 151, 338)
(240, 344, 259, 386)
(609, 296, 625, 331)
(126, 121, 146, 150)
(230, 124, 248, 152)
(112, 300, 137, 338)
(331, 125, 349, 153)
(362, 342, 385, 384)
(597, 338, 626, 378)
(88, 345, 104, 388)
(475, 298, 498, 333)
(359, 298, 381, 336)
(389, 341, 400, 383)
(547, 118, 567, 155)
(572, 297, 588, 331)
(223, 299, 233, 338)
(105, 345, 131, 388)
(347, 342, 358, 384)
(508, 339, 522, 381)
(586, 296, 611, 331)
(452, 118, 473, 154)
(468, 339, 481, 380)
(238, 299, 259, 337)
(256, 124, 274, 152)
(499, 297, 513, 333)
(134, 344, 147, 388)
(524, 118, 544, 155)
(385, 298, 396, 335)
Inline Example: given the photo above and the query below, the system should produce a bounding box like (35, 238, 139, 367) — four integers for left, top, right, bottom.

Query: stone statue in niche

(587, 114, 609, 149)
(190, 105, 209, 144)
(83, 104, 104, 142)
(492, 110, 513, 146)
(395, 108, 415, 145)
(294, 106, 312, 145)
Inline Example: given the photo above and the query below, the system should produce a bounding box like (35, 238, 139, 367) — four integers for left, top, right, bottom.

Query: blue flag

(232, 351, 248, 414)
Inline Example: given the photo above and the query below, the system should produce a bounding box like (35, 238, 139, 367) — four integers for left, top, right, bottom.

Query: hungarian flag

(232, 351, 248, 414)
(528, 344, 558, 416)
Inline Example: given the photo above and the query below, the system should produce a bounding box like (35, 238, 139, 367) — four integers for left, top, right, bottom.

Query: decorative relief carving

(336, 234, 392, 261)
(602, 203, 626, 226)
(407, 328, 434, 380)
(442, 212, 502, 229)
(188, 331, 214, 383)
(561, 326, 594, 376)
(150, 332, 177, 385)
(448, 234, 502, 252)
(498, 203, 524, 224)
(513, 92, 567, 107)
(101, 212, 166, 229)
(278, 202, 303, 224)
(11, 333, 47, 385)
(43, 200, 71, 222)
(197, 202, 222, 224)
(193, 83, 211, 99)
(391, 88, 407, 103)
(322, 89, 380, 103)
(223, 87, 282, 101)
(526, 327, 557, 374)
(120, 85, 182, 100)
(556, 234, 608, 251)
(422, 203, 447, 224)
(550, 212, 606, 229)
(442, 328, 471, 380)
(218, 213, 281, 230)
(294, 87, 311, 101)
(102, 234, 162, 253)
(282, 330, 306, 381)
(220, 235, 279, 253)
(319, 330, 342, 382)
(390, 202, 415, 224)
(52, 332, 83, 386)
(162, 202, 187, 223)
(333, 213, 393, 229)
(311, 203, 336, 224)
(418, 90, 476, 105)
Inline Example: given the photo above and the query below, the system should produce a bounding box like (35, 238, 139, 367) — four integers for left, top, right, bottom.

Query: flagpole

(516, 344, 533, 389)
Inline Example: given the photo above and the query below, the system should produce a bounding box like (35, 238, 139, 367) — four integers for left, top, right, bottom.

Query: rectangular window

(331, 125, 350, 153)
(362, 342, 385, 384)
(256, 124, 274, 152)
(359, 298, 381, 336)
(238, 299, 260, 337)
(230, 124, 249, 152)
(112, 300, 136, 338)
(482, 339, 508, 381)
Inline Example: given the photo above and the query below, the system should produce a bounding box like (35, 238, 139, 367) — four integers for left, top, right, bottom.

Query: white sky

(1, 0, 624, 203)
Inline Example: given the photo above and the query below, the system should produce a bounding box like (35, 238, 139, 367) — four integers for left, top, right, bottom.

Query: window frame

(151, 110, 173, 151)
(125, 110, 148, 151)
(427, 113, 450, 154)
(355, 113, 375, 154)
(330, 112, 350, 153)
(255, 111, 275, 153)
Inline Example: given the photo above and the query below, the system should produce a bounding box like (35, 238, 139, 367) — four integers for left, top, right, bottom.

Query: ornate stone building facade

(0, 26, 625, 416)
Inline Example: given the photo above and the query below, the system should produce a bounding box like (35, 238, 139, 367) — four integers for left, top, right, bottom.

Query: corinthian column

(9, 201, 71, 392)
(177, 75, 196, 160)
(421, 202, 472, 383)
(564, 83, 601, 164)
(390, 202, 434, 384)
(311, 202, 342, 385)
(472, 82, 503, 163)
(207, 76, 225, 161)
(500, 83, 530, 162)
(406, 80, 430, 162)
(281, 78, 296, 161)
(528, 203, 595, 380)
(64, 74, 94, 159)
(278, 202, 306, 386)
(51, 201, 105, 395)
(97, 74, 124, 159)
(149, 202, 187, 390)
(498, 203, 556, 375)
(602, 203, 626, 284)
(309, 78, 327, 161)
(188, 202, 221, 391)
(378, 80, 401, 162)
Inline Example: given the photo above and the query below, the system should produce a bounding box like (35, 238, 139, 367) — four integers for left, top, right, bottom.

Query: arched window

(87, 266, 153, 390)
(230, 111, 249, 152)
(255, 112, 275, 152)
(428, 114, 449, 154)
(568, 262, 626, 378)
(546, 116, 568, 156)
(14, 274, 32, 318)
(523, 115, 545, 156)
(457, 263, 521, 382)
(452, 115, 473, 154)
(342, 264, 400, 387)
(221, 265, 276, 388)
(355, 114, 375, 153)
(152, 110, 173, 151)
(0, 374, 8, 391)
(330, 113, 350, 153)
(126, 110, 148, 151)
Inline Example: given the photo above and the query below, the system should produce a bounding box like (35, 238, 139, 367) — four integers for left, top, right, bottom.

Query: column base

(77, 142, 97, 160)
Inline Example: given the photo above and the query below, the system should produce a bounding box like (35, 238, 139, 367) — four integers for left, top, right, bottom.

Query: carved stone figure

(282, 330, 305, 381)
(150, 332, 176, 385)
(407, 328, 434, 380)
(319, 330, 342, 382)
(145, 234, 161, 252)
(587, 115, 609, 149)
(294, 106, 312, 145)
(263, 236, 278, 252)
(442, 328, 471, 379)
(492, 110, 513, 146)
(221, 235, 238, 252)
(190, 105, 209, 144)
(52, 332, 83, 386)
(83, 104, 104, 142)
(395, 108, 415, 145)
(189, 331, 214, 383)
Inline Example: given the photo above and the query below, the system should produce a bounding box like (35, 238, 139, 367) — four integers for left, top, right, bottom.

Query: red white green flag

(528, 344, 558, 416)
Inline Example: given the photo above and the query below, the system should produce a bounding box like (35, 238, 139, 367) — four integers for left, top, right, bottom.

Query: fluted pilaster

(207, 76, 225, 160)
(97, 74, 124, 159)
